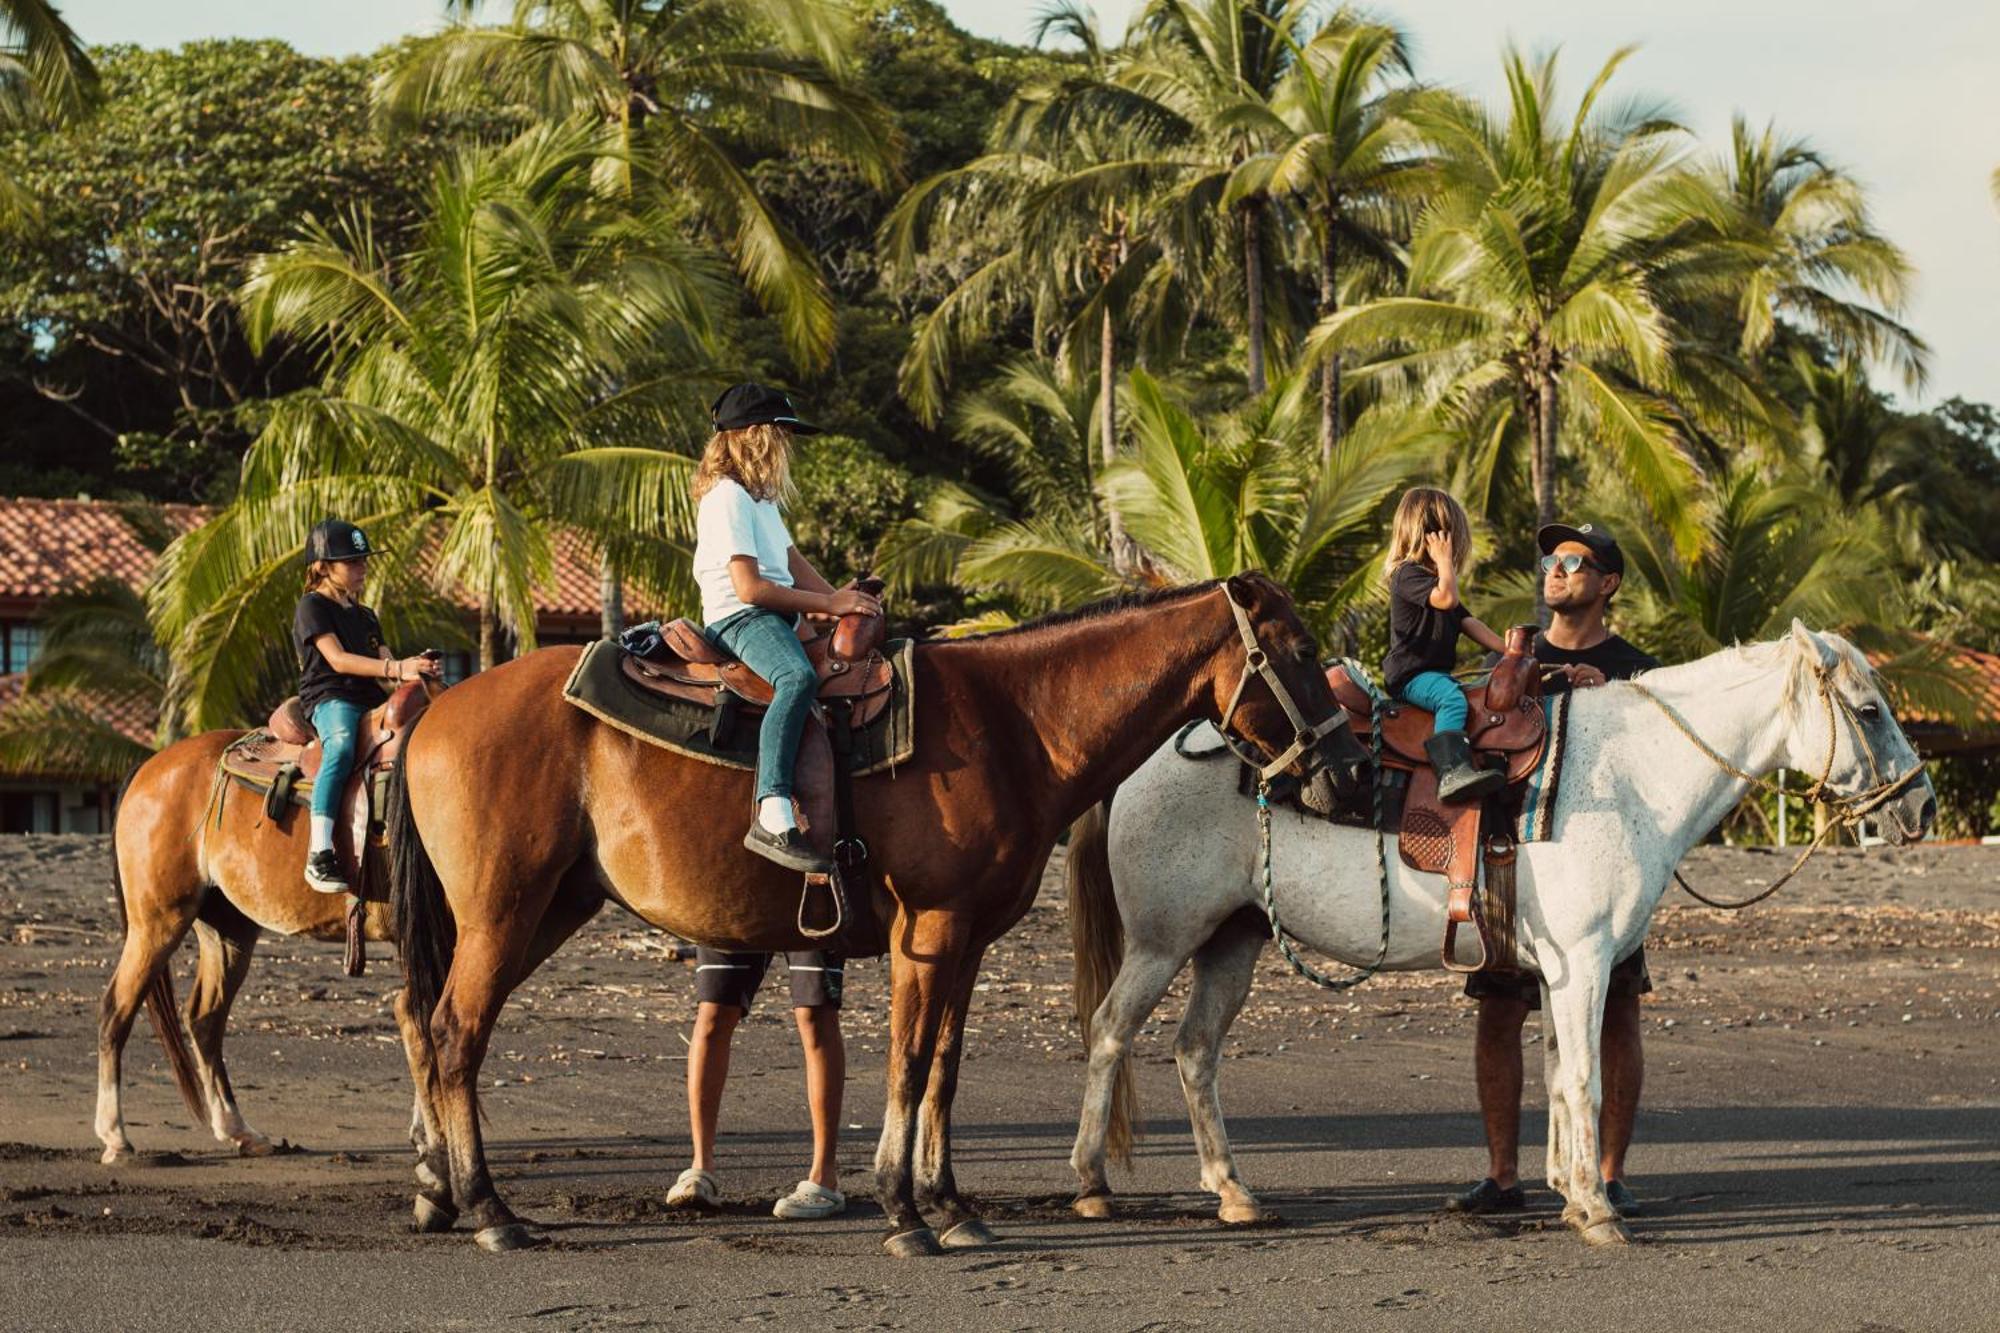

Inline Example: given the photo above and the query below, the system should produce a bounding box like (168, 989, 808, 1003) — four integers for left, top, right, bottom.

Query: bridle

(1213, 582, 1351, 782)
(1632, 657, 1928, 909)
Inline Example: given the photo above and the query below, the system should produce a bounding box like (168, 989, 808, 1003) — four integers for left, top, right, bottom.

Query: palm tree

(1223, 14, 1424, 458)
(0, 579, 160, 783)
(1307, 47, 1739, 562)
(151, 123, 729, 732)
(1719, 117, 1926, 387)
(0, 0, 97, 224)
(1120, 0, 1324, 396)
(376, 0, 901, 370)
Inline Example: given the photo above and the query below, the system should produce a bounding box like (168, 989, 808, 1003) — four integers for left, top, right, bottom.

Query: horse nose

(1918, 795, 1936, 834)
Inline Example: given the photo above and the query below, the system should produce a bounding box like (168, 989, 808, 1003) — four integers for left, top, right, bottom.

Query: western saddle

(620, 586, 893, 945)
(1325, 627, 1550, 972)
(217, 680, 438, 974)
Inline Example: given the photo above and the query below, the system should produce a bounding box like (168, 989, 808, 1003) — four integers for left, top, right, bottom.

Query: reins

(1630, 663, 1928, 911)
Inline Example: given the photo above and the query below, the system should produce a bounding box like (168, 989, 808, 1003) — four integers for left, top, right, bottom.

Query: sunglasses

(1540, 553, 1605, 576)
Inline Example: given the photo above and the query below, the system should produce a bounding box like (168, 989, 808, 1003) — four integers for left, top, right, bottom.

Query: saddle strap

(1482, 833, 1519, 973)
(797, 700, 867, 945)
(1439, 802, 1493, 973)
(344, 897, 366, 977)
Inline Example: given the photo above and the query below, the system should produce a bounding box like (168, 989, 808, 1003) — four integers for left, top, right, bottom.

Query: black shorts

(1463, 946, 1652, 1011)
(693, 948, 844, 1011)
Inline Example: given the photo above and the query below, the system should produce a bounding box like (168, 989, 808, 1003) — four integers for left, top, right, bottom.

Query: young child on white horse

(1381, 488, 1509, 803)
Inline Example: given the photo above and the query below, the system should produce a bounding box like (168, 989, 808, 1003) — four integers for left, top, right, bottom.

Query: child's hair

(304, 559, 341, 596)
(1384, 487, 1474, 580)
(691, 423, 797, 505)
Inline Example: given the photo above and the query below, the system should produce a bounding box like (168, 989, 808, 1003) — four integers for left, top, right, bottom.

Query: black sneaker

(304, 849, 349, 894)
(1605, 1179, 1641, 1218)
(743, 824, 833, 875)
(1443, 1178, 1526, 1214)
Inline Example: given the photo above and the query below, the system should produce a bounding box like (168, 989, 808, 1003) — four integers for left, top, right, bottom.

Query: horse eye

(1857, 701, 1882, 722)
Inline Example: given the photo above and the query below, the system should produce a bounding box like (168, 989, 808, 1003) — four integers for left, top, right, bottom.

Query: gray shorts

(693, 948, 844, 1011)
(1463, 946, 1652, 1011)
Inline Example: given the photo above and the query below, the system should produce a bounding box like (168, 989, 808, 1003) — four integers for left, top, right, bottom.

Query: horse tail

(109, 771, 205, 1121)
(388, 709, 452, 1070)
(1067, 798, 1139, 1169)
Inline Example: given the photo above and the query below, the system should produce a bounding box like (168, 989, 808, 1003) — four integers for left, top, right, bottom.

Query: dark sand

(1, 834, 1995, 1332)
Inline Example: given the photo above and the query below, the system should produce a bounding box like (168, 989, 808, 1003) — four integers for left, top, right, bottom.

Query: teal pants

(309, 698, 368, 818)
(707, 608, 815, 804)
(1395, 669, 1468, 732)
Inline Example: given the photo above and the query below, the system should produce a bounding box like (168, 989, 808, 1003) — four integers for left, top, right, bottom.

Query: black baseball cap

(709, 383, 821, 435)
(1536, 521, 1624, 576)
(306, 518, 378, 564)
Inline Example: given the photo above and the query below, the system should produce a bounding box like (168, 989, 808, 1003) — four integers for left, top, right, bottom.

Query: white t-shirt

(694, 478, 796, 626)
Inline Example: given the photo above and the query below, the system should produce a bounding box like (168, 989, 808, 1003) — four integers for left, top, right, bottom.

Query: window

(1, 623, 41, 675)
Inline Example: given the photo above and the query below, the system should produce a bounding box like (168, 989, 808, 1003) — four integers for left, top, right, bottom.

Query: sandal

(1606, 1179, 1642, 1218)
(1443, 1177, 1527, 1214)
(771, 1179, 846, 1220)
(666, 1167, 720, 1211)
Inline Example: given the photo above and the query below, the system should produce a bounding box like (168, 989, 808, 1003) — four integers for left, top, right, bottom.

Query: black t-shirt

(1486, 630, 1659, 693)
(294, 592, 387, 713)
(1383, 561, 1469, 690)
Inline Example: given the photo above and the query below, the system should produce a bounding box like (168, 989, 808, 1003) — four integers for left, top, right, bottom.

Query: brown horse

(96, 729, 427, 1166)
(391, 573, 1363, 1254)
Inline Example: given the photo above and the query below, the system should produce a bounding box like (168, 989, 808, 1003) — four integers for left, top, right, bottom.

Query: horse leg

(875, 909, 972, 1257)
(1546, 971, 1627, 1246)
(429, 924, 541, 1251)
(183, 905, 271, 1156)
(96, 898, 198, 1164)
(913, 942, 992, 1247)
(413, 885, 600, 1240)
(1070, 942, 1186, 1221)
(1540, 978, 1570, 1199)
(1175, 912, 1265, 1224)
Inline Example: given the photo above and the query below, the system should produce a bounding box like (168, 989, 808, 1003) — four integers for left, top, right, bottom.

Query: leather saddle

(1326, 628, 1548, 973)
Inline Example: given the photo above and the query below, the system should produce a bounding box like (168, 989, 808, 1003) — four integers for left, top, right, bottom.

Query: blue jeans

(310, 698, 368, 818)
(1396, 670, 1467, 733)
(707, 608, 815, 804)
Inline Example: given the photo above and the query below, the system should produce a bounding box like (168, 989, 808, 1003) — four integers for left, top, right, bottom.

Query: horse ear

(1789, 619, 1835, 669)
(1224, 572, 1257, 606)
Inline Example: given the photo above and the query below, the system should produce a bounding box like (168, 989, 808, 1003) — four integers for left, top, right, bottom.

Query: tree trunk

(1100, 301, 1136, 576)
(599, 554, 624, 640)
(1318, 212, 1341, 465)
(478, 599, 497, 675)
(1530, 366, 1560, 624)
(1243, 199, 1267, 398)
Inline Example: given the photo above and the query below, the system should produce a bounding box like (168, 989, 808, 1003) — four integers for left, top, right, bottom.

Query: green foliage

(789, 433, 914, 575)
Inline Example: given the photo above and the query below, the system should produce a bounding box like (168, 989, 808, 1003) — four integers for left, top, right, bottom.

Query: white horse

(1064, 624, 1934, 1245)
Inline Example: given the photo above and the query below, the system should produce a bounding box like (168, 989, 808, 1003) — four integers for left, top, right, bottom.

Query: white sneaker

(772, 1179, 845, 1220)
(666, 1167, 720, 1211)
(304, 849, 348, 894)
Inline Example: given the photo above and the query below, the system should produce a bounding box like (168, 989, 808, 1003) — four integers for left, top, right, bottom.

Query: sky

(55, 0, 2000, 410)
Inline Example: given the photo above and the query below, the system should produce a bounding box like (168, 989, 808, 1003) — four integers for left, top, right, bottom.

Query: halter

(1213, 582, 1351, 782)
(1632, 656, 1929, 909)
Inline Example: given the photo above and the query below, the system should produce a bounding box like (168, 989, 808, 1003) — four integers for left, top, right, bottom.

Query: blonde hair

(304, 559, 342, 597)
(691, 423, 797, 505)
(1384, 487, 1474, 580)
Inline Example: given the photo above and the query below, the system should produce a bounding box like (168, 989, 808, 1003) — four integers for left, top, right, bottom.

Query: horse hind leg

(1174, 911, 1266, 1225)
(184, 902, 272, 1156)
(1069, 943, 1186, 1221)
(96, 886, 202, 1164)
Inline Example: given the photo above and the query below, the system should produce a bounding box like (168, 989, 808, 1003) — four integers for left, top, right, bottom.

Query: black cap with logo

(1536, 521, 1624, 576)
(306, 519, 377, 564)
(709, 383, 821, 436)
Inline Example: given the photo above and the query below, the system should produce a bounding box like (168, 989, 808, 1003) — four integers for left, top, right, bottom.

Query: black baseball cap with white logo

(709, 383, 822, 436)
(306, 518, 377, 564)
(1536, 521, 1624, 576)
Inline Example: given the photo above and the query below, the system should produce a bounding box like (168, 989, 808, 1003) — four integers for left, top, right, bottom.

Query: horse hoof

(1218, 1200, 1265, 1226)
(414, 1160, 445, 1192)
(235, 1135, 275, 1158)
(475, 1223, 539, 1252)
(939, 1219, 997, 1248)
(412, 1195, 459, 1233)
(882, 1227, 943, 1258)
(1579, 1215, 1632, 1248)
(1072, 1194, 1114, 1221)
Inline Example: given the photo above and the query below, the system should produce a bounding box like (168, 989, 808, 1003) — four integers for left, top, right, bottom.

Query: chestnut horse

(391, 573, 1364, 1254)
(96, 730, 419, 1165)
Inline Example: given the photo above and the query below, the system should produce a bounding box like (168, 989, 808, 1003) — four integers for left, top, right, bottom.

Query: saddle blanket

(560, 637, 918, 776)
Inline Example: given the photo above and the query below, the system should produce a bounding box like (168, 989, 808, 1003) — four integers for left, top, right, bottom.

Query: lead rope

(1255, 701, 1390, 993)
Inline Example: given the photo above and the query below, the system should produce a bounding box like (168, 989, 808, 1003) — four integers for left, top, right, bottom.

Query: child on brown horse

(293, 518, 439, 893)
(690, 384, 881, 874)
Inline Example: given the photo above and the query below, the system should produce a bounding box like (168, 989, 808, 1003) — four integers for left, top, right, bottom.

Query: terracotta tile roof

(1887, 643, 2000, 746)
(0, 497, 205, 605)
(0, 496, 609, 621)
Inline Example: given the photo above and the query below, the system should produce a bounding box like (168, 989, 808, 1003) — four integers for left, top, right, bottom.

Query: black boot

(1425, 730, 1505, 804)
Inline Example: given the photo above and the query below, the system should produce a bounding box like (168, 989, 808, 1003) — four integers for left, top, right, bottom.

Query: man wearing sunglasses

(1446, 522, 1662, 1221)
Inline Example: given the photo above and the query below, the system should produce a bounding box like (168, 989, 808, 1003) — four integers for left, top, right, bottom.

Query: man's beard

(1544, 583, 1599, 614)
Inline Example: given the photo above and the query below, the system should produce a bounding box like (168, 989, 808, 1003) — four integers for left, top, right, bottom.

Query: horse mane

(1613, 631, 1874, 721)
(942, 579, 1225, 642)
